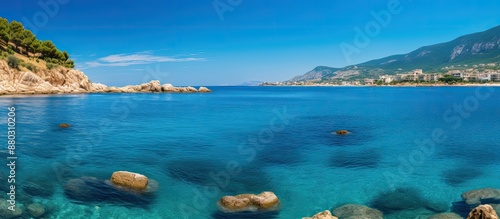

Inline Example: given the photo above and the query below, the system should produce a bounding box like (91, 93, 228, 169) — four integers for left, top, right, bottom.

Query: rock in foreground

(462, 188, 500, 206)
(110, 171, 148, 191)
(302, 210, 338, 219)
(467, 204, 499, 219)
(333, 204, 383, 219)
(218, 192, 280, 212)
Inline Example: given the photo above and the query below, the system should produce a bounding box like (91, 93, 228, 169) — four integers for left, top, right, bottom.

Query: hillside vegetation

(0, 16, 74, 71)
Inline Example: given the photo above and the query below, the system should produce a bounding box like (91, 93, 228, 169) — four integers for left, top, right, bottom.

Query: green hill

(0, 16, 74, 71)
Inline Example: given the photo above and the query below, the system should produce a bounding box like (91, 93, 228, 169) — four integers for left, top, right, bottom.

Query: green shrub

(7, 45, 14, 54)
(46, 62, 57, 70)
(25, 63, 37, 72)
(7, 55, 19, 68)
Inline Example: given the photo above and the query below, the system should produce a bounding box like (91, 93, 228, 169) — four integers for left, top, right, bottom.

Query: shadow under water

(164, 159, 275, 194)
(211, 210, 280, 219)
(64, 177, 155, 208)
(329, 148, 382, 169)
(442, 166, 484, 186)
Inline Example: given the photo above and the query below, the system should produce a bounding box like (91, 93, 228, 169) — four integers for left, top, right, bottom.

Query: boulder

(27, 203, 46, 217)
(161, 83, 175, 92)
(110, 171, 149, 191)
(198, 86, 212, 92)
(303, 210, 338, 219)
(429, 212, 463, 219)
(22, 178, 55, 197)
(462, 188, 500, 206)
(333, 204, 383, 219)
(467, 204, 499, 219)
(186, 86, 198, 92)
(64, 176, 154, 206)
(218, 192, 280, 212)
(335, 130, 349, 135)
(0, 198, 22, 218)
(58, 123, 71, 128)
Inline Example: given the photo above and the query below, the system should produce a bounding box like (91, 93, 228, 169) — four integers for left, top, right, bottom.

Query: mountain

(287, 25, 500, 83)
(286, 66, 340, 82)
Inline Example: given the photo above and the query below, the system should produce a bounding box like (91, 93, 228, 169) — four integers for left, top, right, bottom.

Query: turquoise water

(1, 86, 500, 219)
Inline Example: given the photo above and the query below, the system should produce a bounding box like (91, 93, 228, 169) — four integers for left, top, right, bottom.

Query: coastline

(260, 83, 500, 87)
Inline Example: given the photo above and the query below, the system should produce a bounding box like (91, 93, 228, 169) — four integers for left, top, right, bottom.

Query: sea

(0, 86, 499, 219)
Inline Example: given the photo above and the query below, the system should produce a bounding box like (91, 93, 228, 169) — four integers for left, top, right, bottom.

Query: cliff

(0, 60, 211, 95)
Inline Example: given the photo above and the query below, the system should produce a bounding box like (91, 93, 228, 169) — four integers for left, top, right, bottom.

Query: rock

(462, 188, 500, 206)
(22, 179, 55, 197)
(198, 86, 212, 92)
(303, 210, 338, 219)
(251, 191, 280, 208)
(467, 204, 499, 219)
(186, 86, 198, 92)
(161, 83, 175, 92)
(0, 198, 22, 218)
(335, 130, 349, 135)
(58, 123, 71, 128)
(110, 171, 149, 191)
(333, 204, 383, 219)
(27, 203, 46, 217)
(429, 212, 463, 219)
(218, 192, 280, 212)
(64, 176, 154, 206)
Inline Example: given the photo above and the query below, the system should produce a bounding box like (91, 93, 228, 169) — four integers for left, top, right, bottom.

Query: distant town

(261, 62, 500, 86)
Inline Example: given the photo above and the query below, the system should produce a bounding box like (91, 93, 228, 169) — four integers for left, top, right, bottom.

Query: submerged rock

(333, 204, 383, 219)
(334, 130, 350, 135)
(303, 210, 338, 219)
(218, 192, 280, 212)
(22, 178, 55, 197)
(27, 203, 46, 217)
(429, 212, 463, 219)
(110, 171, 149, 191)
(0, 198, 22, 218)
(58, 123, 71, 128)
(466, 204, 499, 219)
(462, 188, 500, 206)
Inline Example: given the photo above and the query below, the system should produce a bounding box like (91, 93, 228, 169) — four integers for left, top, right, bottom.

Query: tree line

(0, 16, 74, 68)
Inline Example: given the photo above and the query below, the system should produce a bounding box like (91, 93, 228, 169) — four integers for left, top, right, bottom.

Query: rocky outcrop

(462, 188, 500, 206)
(218, 192, 280, 212)
(0, 60, 211, 95)
(467, 204, 499, 219)
(198, 86, 212, 92)
(334, 130, 350, 135)
(110, 171, 148, 191)
(302, 210, 338, 219)
(429, 212, 463, 219)
(333, 204, 383, 219)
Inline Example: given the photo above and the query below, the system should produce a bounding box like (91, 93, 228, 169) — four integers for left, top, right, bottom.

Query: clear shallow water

(0, 86, 500, 219)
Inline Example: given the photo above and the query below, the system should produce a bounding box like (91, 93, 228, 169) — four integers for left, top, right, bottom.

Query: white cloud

(82, 52, 205, 68)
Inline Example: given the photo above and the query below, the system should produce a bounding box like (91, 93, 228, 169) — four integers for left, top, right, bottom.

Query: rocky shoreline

(0, 60, 211, 96)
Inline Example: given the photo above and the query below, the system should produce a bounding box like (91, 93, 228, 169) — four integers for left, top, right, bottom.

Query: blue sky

(1, 0, 500, 86)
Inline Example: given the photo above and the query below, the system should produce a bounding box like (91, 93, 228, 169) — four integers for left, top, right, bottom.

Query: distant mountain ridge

(287, 25, 500, 83)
